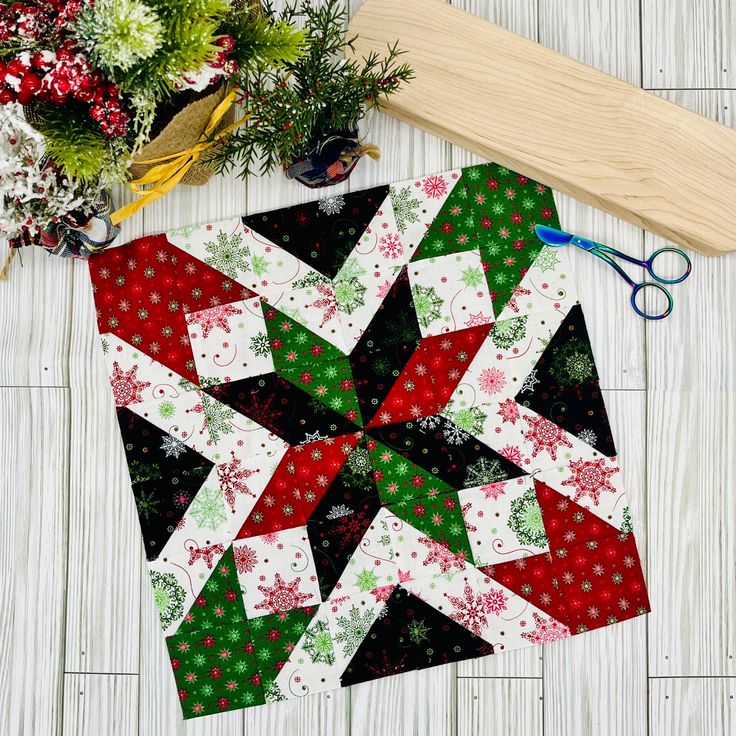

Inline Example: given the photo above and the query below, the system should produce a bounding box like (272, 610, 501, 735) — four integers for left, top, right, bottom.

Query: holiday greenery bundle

(211, 0, 414, 186)
(0, 0, 413, 262)
(0, 0, 305, 185)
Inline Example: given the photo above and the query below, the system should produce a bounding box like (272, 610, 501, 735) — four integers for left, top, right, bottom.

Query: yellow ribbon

(110, 89, 246, 226)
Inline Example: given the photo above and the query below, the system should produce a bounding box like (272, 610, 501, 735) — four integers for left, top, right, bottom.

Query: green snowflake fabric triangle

(262, 300, 346, 371)
(166, 622, 266, 717)
(463, 162, 561, 315)
(411, 172, 477, 260)
(368, 438, 455, 503)
(385, 490, 473, 561)
(281, 358, 362, 426)
(176, 546, 247, 636)
(249, 605, 320, 699)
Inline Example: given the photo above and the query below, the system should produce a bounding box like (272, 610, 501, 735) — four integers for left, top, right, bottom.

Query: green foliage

(223, 12, 306, 70)
(210, 0, 413, 177)
(36, 104, 128, 184)
(72, 0, 164, 73)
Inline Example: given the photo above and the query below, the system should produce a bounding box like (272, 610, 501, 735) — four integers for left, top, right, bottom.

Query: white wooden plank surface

(643, 0, 736, 89)
(647, 390, 736, 678)
(63, 673, 138, 736)
(457, 677, 543, 736)
(649, 677, 736, 736)
(0, 249, 72, 386)
(0, 388, 67, 735)
(1, 0, 735, 734)
(64, 262, 143, 675)
(646, 90, 736, 391)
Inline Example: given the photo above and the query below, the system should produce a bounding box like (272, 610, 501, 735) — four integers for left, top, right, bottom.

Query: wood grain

(645, 90, 736, 390)
(64, 261, 143, 675)
(347, 0, 736, 256)
(647, 390, 736, 677)
(0, 388, 67, 735)
(63, 674, 138, 736)
(649, 677, 736, 736)
(457, 677, 543, 736)
(643, 0, 736, 89)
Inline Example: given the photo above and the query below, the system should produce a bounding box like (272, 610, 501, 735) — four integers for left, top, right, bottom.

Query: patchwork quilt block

(89, 163, 650, 719)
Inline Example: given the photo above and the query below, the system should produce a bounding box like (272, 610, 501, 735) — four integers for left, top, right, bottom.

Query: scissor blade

(534, 225, 574, 247)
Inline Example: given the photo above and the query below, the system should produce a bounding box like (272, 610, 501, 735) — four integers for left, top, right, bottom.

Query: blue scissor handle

(645, 247, 692, 284)
(631, 281, 673, 320)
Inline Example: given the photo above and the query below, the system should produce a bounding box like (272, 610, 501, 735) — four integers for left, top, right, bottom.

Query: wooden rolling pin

(347, 0, 736, 256)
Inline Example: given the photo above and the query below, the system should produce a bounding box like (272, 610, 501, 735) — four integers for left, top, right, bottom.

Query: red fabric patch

(89, 235, 254, 385)
(236, 433, 362, 538)
(90, 235, 197, 383)
(534, 479, 620, 548)
(367, 324, 492, 427)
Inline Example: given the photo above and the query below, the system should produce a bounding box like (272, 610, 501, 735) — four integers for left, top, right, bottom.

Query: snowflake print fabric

(89, 163, 649, 719)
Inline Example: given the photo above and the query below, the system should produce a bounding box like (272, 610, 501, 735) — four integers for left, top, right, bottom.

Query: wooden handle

(347, 0, 736, 256)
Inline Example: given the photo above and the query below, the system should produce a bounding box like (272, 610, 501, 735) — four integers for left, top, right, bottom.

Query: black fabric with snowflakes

(514, 304, 616, 456)
(117, 409, 214, 560)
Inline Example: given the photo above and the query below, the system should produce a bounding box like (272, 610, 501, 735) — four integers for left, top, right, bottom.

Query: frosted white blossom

(0, 104, 93, 241)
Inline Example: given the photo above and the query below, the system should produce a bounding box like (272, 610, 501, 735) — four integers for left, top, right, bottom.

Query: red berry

(20, 71, 41, 93)
(31, 51, 50, 70)
(209, 51, 226, 70)
(16, 86, 34, 104)
(0, 87, 16, 104)
(215, 34, 235, 52)
(6, 57, 28, 76)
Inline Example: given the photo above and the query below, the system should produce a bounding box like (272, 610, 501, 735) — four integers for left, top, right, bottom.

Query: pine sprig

(210, 0, 414, 178)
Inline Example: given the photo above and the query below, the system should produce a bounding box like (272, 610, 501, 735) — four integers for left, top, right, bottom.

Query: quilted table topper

(89, 163, 650, 719)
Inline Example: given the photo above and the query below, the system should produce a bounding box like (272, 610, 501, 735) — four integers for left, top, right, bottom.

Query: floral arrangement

(0, 101, 118, 262)
(212, 0, 414, 187)
(0, 0, 413, 268)
(0, 0, 305, 185)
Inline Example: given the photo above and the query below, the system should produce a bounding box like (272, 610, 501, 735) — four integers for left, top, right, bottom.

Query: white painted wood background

(1, 1, 735, 734)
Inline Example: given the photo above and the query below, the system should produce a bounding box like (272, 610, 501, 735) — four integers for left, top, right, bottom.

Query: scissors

(534, 225, 692, 320)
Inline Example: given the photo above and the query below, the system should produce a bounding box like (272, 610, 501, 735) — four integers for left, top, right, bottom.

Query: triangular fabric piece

(480, 553, 568, 624)
(307, 439, 381, 599)
(353, 266, 421, 352)
(89, 234, 199, 384)
(340, 586, 492, 686)
(463, 162, 560, 315)
(236, 433, 361, 538)
(203, 373, 360, 446)
(351, 339, 419, 428)
(249, 605, 320, 697)
(411, 171, 477, 261)
(552, 532, 649, 634)
(367, 437, 455, 503)
(515, 304, 616, 456)
(306, 437, 379, 526)
(117, 408, 213, 560)
(367, 324, 492, 427)
(176, 545, 247, 635)
(174, 249, 255, 315)
(262, 301, 346, 371)
(166, 622, 266, 716)
(534, 479, 621, 549)
(242, 185, 390, 279)
(386, 490, 473, 561)
(367, 414, 527, 489)
(280, 358, 361, 425)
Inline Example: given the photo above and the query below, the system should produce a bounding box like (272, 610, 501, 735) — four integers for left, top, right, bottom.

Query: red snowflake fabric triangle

(236, 433, 361, 538)
(90, 235, 199, 384)
(367, 324, 492, 427)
